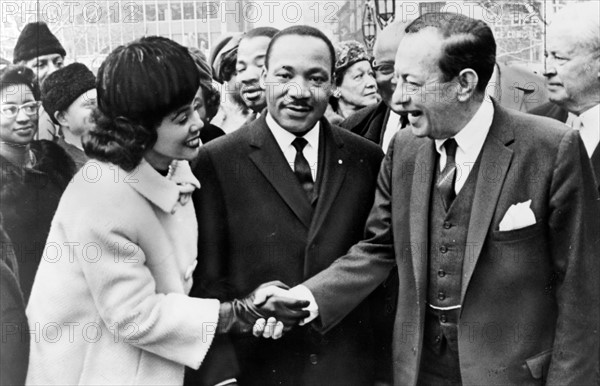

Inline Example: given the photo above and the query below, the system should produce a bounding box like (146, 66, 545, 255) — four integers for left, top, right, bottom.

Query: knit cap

(13, 22, 66, 63)
(41, 63, 95, 125)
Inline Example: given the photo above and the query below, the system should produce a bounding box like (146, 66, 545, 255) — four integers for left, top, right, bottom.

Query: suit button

(443, 221, 452, 229)
(438, 291, 446, 301)
(412, 347, 417, 355)
(438, 269, 446, 277)
(439, 245, 448, 253)
(440, 314, 447, 323)
(435, 335, 442, 343)
(309, 354, 318, 365)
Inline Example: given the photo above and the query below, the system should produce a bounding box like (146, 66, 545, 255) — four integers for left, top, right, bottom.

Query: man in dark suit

(530, 2, 599, 188)
(279, 13, 599, 385)
(188, 26, 384, 386)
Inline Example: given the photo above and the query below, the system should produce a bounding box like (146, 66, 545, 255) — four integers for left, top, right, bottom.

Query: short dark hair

(406, 13, 496, 93)
(265, 26, 336, 76)
(199, 80, 221, 122)
(85, 36, 200, 171)
(0, 65, 40, 100)
(244, 27, 279, 40)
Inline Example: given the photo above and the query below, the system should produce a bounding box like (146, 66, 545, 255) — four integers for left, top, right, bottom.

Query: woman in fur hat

(326, 40, 381, 125)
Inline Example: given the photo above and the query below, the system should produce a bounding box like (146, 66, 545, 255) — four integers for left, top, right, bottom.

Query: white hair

(550, 2, 600, 54)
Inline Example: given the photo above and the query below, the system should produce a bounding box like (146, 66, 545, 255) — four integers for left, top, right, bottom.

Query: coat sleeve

(71, 205, 220, 371)
(545, 130, 600, 384)
(187, 148, 241, 385)
(303, 136, 398, 332)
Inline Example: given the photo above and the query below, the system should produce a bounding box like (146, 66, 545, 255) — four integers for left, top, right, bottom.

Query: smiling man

(235, 27, 279, 116)
(187, 26, 384, 386)
(270, 13, 599, 385)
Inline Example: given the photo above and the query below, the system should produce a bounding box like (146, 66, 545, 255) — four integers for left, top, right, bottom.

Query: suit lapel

(460, 107, 515, 306)
(308, 120, 348, 243)
(248, 117, 313, 228)
(409, 140, 436, 305)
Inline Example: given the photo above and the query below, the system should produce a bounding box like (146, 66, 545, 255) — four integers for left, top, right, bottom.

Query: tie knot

(443, 138, 458, 158)
(292, 137, 308, 152)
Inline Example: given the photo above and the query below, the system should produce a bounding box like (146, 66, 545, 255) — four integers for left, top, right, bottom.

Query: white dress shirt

(381, 110, 403, 152)
(434, 101, 494, 194)
(266, 112, 320, 181)
(566, 104, 599, 158)
(292, 101, 495, 323)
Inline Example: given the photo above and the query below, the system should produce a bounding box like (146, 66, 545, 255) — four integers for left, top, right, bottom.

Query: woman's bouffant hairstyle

(0, 65, 40, 100)
(84, 36, 201, 171)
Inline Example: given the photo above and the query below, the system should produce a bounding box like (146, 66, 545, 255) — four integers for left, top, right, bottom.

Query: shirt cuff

(214, 378, 237, 386)
(289, 285, 319, 325)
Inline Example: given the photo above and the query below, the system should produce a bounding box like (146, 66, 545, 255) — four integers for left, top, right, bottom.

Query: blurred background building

(0, 0, 592, 74)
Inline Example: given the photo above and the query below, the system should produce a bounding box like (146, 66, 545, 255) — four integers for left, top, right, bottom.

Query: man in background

(13, 21, 66, 141)
(530, 2, 599, 188)
(235, 27, 279, 117)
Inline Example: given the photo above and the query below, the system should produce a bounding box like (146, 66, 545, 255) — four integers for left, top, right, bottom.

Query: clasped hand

(217, 281, 309, 339)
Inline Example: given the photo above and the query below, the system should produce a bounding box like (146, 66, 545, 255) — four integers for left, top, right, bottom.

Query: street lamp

(374, 0, 396, 29)
(362, 1, 377, 50)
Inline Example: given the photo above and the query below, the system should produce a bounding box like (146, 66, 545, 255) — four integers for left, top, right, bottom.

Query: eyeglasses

(372, 60, 395, 76)
(0, 101, 40, 119)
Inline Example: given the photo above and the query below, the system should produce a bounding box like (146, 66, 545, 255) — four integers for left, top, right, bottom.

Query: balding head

(373, 20, 411, 106)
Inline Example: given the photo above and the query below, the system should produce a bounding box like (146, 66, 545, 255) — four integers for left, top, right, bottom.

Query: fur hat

(41, 63, 95, 125)
(334, 40, 371, 84)
(13, 22, 66, 63)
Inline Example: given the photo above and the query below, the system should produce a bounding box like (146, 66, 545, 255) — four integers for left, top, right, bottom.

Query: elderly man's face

(544, 25, 600, 113)
(24, 53, 64, 85)
(390, 30, 462, 140)
(262, 35, 333, 134)
(373, 33, 400, 106)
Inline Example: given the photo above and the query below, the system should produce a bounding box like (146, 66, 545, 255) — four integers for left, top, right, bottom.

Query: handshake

(216, 281, 314, 340)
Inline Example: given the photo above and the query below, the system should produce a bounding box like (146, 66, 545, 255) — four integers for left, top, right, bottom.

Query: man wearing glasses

(340, 20, 409, 150)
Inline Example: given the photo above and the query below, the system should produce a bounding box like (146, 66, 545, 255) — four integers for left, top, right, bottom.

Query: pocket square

(499, 199, 536, 231)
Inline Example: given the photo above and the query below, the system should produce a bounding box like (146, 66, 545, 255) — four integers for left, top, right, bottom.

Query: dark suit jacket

(188, 116, 384, 386)
(530, 102, 600, 189)
(304, 104, 600, 385)
(340, 101, 391, 145)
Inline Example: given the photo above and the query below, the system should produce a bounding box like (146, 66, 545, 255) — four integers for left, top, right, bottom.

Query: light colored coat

(26, 159, 220, 385)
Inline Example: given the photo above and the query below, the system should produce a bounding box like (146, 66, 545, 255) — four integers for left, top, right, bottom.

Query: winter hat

(13, 22, 66, 63)
(41, 63, 95, 125)
(334, 40, 371, 85)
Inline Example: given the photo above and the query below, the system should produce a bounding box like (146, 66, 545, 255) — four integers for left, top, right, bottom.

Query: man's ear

(456, 69, 479, 102)
(259, 66, 267, 90)
(54, 110, 69, 127)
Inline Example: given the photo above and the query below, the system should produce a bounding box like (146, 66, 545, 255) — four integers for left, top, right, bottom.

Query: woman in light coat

(25, 36, 307, 386)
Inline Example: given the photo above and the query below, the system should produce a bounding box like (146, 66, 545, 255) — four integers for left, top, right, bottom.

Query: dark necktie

(437, 138, 458, 211)
(291, 137, 314, 200)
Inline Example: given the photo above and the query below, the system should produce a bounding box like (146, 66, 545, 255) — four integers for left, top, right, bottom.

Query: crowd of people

(0, 2, 598, 385)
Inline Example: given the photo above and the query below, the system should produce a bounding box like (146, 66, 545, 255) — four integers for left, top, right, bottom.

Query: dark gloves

(216, 281, 310, 335)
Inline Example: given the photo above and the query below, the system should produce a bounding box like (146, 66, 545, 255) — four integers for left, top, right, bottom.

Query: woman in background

(326, 40, 380, 125)
(0, 66, 74, 302)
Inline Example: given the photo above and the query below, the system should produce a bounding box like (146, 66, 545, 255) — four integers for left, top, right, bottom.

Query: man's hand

(252, 284, 315, 339)
(216, 281, 309, 335)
